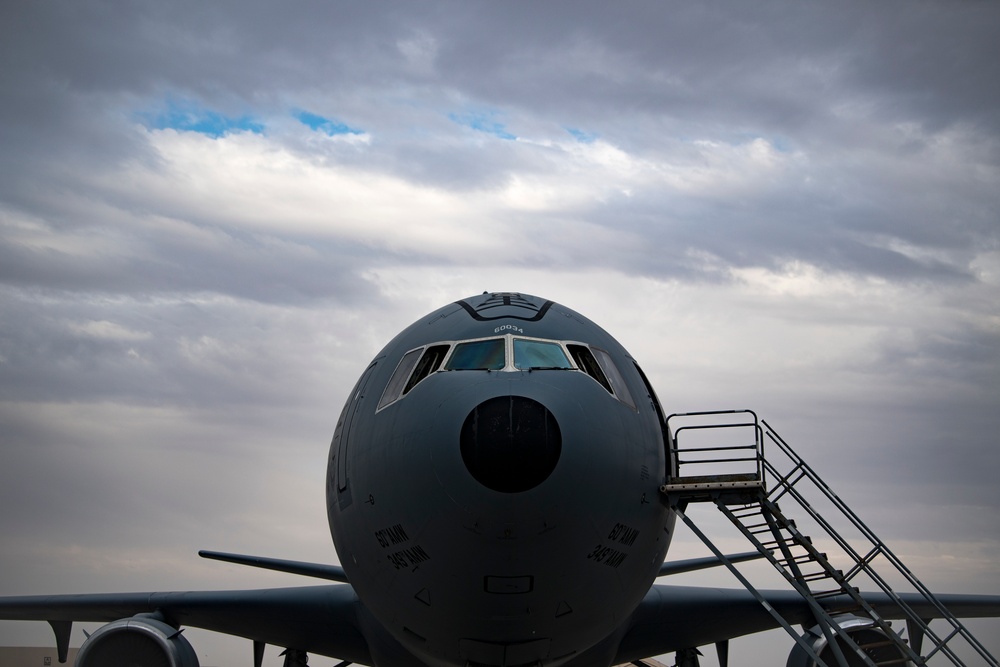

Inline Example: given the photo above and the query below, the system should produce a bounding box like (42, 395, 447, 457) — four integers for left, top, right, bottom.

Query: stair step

(761, 536, 811, 551)
(731, 504, 763, 516)
(777, 553, 824, 567)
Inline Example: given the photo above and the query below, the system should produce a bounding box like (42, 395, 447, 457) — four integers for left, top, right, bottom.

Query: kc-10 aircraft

(1, 292, 998, 667)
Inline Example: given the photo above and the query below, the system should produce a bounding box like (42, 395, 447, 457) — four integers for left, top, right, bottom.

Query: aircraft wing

(0, 584, 371, 664)
(5, 583, 1000, 665)
(614, 584, 1000, 663)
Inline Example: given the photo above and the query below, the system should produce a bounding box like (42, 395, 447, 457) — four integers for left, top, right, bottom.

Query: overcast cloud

(1, 2, 998, 666)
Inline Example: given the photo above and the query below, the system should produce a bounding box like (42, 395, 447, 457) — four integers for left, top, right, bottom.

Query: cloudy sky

(1, 1, 998, 665)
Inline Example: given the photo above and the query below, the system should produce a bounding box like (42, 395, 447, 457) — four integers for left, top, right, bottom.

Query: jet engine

(786, 615, 910, 667)
(76, 615, 200, 667)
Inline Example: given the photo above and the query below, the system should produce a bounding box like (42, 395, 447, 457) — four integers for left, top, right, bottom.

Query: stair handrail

(760, 420, 998, 666)
(666, 409, 764, 484)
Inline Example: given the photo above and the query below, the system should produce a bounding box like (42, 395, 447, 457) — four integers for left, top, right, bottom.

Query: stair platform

(660, 473, 763, 505)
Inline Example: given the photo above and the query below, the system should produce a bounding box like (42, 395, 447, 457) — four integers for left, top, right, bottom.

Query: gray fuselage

(327, 293, 675, 667)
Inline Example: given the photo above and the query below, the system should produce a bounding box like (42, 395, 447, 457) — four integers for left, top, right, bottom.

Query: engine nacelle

(76, 615, 200, 667)
(786, 615, 910, 667)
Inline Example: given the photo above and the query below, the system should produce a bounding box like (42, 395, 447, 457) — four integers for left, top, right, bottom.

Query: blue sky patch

(293, 110, 363, 136)
(138, 99, 263, 137)
(449, 110, 517, 140)
(565, 127, 598, 143)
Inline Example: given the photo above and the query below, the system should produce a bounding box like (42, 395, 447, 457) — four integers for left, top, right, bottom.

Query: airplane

(1, 291, 998, 667)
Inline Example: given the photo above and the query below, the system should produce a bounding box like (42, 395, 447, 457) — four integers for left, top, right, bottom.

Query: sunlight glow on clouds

(120, 129, 498, 253)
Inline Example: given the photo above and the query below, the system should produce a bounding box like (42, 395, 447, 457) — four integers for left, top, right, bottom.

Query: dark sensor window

(460, 396, 562, 493)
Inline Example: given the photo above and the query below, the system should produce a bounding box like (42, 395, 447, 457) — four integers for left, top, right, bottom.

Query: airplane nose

(460, 395, 561, 493)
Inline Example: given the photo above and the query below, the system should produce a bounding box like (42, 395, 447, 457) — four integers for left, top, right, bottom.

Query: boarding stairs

(659, 410, 997, 667)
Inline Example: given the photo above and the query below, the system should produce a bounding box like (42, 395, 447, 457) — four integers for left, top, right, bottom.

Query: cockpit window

(377, 348, 423, 410)
(513, 339, 573, 370)
(445, 338, 506, 370)
(567, 344, 612, 393)
(404, 344, 450, 394)
(591, 347, 635, 410)
(377, 335, 637, 412)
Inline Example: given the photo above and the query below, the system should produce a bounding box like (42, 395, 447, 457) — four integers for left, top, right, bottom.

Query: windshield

(513, 339, 573, 370)
(445, 338, 506, 370)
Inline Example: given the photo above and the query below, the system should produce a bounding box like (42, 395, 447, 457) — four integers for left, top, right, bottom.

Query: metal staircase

(659, 410, 998, 667)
